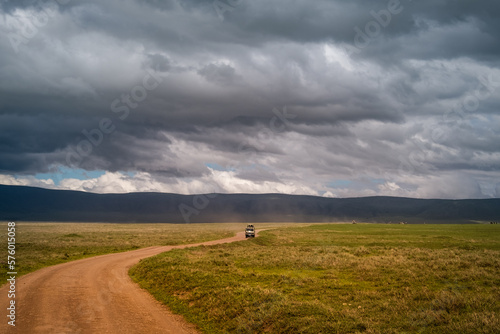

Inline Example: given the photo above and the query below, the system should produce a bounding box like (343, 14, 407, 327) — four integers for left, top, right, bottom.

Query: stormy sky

(1, 0, 499, 198)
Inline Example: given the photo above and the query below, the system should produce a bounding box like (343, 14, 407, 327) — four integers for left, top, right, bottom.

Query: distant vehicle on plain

(245, 224, 255, 238)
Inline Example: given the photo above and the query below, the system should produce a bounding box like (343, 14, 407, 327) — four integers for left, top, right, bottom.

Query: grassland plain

(0, 222, 303, 283)
(130, 224, 500, 334)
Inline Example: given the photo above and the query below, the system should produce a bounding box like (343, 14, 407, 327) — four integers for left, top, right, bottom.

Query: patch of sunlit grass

(131, 224, 500, 333)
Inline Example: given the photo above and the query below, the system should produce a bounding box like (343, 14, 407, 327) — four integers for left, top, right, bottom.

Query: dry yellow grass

(0, 221, 309, 282)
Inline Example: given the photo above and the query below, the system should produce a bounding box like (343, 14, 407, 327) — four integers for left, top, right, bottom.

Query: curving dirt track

(0, 231, 249, 334)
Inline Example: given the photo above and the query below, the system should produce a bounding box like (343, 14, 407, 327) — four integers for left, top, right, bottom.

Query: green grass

(130, 224, 500, 334)
(0, 222, 307, 283)
(0, 222, 234, 282)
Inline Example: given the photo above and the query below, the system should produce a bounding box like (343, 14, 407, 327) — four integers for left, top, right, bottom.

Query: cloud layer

(1, 0, 499, 198)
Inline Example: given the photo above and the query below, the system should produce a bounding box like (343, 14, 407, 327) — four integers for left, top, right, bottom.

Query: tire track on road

(0, 232, 249, 333)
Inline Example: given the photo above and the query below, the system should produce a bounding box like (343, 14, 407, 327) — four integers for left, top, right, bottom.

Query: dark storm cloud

(0, 0, 499, 198)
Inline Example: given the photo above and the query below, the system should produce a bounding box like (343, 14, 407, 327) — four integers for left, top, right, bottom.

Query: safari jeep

(245, 224, 255, 238)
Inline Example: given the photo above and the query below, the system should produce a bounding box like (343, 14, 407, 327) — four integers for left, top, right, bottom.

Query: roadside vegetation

(130, 224, 500, 334)
(0, 222, 308, 283)
(0, 222, 244, 282)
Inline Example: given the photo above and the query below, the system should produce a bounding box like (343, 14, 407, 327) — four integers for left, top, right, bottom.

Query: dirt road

(0, 232, 248, 333)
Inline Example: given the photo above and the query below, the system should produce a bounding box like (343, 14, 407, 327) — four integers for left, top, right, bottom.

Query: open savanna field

(0, 222, 305, 282)
(1, 222, 499, 333)
(130, 224, 500, 334)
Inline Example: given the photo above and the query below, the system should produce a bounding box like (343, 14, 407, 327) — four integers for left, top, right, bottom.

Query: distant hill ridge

(1, 184, 499, 223)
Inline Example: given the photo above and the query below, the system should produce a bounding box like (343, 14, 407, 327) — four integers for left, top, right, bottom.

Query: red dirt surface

(0, 232, 247, 333)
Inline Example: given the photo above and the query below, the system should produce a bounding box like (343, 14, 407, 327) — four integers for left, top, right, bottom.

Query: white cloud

(1, 0, 499, 199)
(0, 175, 56, 188)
